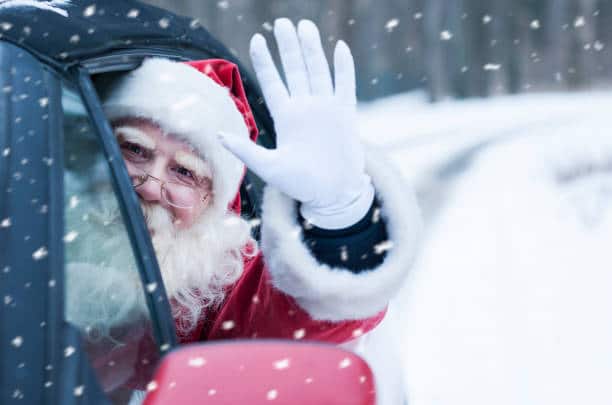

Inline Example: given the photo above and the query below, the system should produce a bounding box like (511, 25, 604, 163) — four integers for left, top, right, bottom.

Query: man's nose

(135, 162, 165, 204)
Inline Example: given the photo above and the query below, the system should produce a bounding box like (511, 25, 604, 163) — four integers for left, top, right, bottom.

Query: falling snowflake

(2, 148, 9, 156)
(305, 377, 313, 384)
(146, 282, 157, 293)
(73, 385, 84, 396)
(44, 381, 53, 388)
(63, 231, 78, 243)
(64, 346, 75, 357)
(221, 320, 235, 330)
(69, 195, 79, 209)
(126, 8, 139, 18)
(359, 376, 367, 384)
(1, 218, 11, 228)
(594, 40, 605, 51)
(32, 246, 48, 260)
(208, 389, 217, 396)
(158, 17, 170, 29)
(69, 34, 79, 44)
(352, 328, 364, 338)
(188, 357, 206, 367)
(482, 15, 492, 24)
(293, 328, 305, 339)
(413, 12, 423, 20)
(384, 18, 399, 32)
(340, 247, 349, 262)
(266, 389, 278, 400)
(82, 3, 94, 17)
(4, 295, 12, 305)
(160, 343, 170, 352)
(273, 358, 290, 370)
(483, 63, 502, 71)
(374, 240, 394, 255)
(338, 358, 351, 369)
(262, 21, 273, 31)
(189, 18, 200, 29)
(217, 0, 228, 9)
(440, 30, 453, 41)
(11, 336, 23, 348)
(574, 16, 585, 28)
(146, 381, 158, 392)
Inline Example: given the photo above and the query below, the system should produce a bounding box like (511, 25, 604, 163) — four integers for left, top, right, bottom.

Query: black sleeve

(299, 197, 389, 274)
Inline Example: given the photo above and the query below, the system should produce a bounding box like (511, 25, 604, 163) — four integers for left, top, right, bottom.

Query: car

(0, 1, 376, 404)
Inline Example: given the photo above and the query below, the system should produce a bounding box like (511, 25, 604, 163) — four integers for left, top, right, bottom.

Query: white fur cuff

(260, 149, 423, 321)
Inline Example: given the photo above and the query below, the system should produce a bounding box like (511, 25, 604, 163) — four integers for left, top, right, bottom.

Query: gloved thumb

(217, 131, 276, 182)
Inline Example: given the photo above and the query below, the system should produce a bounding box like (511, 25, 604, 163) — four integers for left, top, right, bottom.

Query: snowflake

(483, 63, 502, 71)
(188, 357, 206, 367)
(32, 246, 48, 260)
(385, 18, 399, 32)
(273, 358, 290, 370)
(221, 320, 235, 330)
(440, 30, 453, 41)
(266, 389, 278, 400)
(338, 357, 351, 369)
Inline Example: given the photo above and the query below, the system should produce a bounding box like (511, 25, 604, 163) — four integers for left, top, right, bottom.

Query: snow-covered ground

(358, 92, 612, 405)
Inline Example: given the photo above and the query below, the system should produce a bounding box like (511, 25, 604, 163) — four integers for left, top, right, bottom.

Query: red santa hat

(102, 58, 258, 215)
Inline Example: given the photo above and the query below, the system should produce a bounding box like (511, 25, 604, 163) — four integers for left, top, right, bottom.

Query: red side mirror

(143, 340, 376, 405)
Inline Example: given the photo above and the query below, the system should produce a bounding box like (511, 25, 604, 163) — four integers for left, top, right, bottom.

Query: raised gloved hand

(218, 18, 374, 229)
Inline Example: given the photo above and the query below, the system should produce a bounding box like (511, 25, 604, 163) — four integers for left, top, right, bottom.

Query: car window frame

(65, 65, 178, 353)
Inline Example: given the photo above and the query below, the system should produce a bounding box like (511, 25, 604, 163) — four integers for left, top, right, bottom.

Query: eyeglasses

(130, 168, 209, 209)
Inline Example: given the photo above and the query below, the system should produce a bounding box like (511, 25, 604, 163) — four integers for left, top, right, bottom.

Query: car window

(61, 83, 159, 404)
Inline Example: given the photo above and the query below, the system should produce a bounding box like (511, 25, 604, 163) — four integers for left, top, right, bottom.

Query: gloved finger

(274, 18, 310, 97)
(333, 40, 357, 105)
(217, 131, 276, 182)
(250, 33, 289, 114)
(297, 20, 333, 97)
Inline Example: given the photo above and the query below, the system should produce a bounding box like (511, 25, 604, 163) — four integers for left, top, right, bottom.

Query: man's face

(112, 117, 213, 229)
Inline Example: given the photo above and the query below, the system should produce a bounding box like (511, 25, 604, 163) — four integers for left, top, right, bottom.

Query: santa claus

(67, 18, 422, 403)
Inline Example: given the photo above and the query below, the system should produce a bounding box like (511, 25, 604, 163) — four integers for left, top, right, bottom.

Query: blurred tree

(140, 0, 612, 101)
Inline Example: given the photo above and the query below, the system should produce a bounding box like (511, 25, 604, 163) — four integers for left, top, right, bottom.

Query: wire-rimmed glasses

(130, 168, 209, 209)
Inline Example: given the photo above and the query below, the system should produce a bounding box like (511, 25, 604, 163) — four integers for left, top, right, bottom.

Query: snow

(359, 91, 612, 404)
(0, 0, 71, 17)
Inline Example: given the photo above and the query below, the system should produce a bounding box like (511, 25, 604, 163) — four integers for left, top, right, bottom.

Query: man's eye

(174, 166, 195, 179)
(120, 142, 149, 160)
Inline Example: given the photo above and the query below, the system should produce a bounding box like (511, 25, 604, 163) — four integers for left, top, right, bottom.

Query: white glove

(218, 18, 374, 229)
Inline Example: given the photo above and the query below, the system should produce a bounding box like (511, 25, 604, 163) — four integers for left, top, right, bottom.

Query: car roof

(0, 0, 233, 68)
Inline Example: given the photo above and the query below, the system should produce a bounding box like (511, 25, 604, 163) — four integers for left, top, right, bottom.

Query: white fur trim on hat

(103, 58, 250, 214)
(260, 148, 423, 321)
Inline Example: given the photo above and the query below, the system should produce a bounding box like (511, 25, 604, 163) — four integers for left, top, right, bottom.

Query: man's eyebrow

(114, 126, 156, 149)
(175, 151, 211, 178)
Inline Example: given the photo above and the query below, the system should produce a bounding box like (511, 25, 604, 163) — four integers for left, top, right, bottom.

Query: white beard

(141, 203, 256, 336)
(65, 186, 256, 341)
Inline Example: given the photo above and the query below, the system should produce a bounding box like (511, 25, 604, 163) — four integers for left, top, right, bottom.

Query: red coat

(178, 252, 386, 345)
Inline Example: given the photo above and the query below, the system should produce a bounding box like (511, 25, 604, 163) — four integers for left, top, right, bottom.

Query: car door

(0, 40, 176, 405)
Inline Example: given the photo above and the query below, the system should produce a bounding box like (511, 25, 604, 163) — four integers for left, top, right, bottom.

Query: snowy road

(359, 92, 612, 405)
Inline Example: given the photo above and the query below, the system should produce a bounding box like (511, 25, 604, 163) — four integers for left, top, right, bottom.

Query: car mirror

(143, 340, 376, 405)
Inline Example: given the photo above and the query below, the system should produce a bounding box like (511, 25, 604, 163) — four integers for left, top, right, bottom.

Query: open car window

(62, 82, 160, 404)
